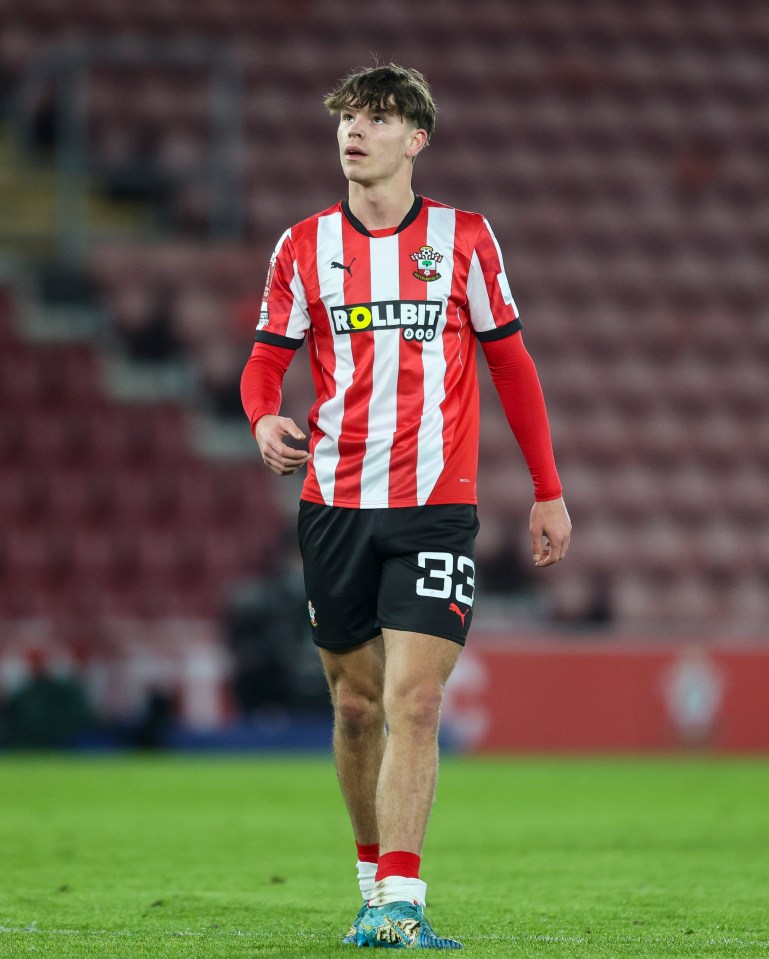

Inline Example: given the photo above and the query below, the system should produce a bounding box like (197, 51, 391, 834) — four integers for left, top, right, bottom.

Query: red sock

(356, 842, 380, 864)
(375, 850, 421, 881)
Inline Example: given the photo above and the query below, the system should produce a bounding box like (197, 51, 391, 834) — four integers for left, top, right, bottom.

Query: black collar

(342, 195, 423, 237)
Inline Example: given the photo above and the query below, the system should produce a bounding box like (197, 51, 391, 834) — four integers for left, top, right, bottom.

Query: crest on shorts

(307, 600, 318, 627)
(410, 245, 443, 282)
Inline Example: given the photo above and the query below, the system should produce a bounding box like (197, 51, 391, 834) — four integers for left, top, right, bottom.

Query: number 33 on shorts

(415, 551, 475, 606)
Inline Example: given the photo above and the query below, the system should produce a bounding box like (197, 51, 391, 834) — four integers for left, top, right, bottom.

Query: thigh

(382, 628, 462, 691)
(298, 501, 381, 650)
(318, 633, 386, 704)
(380, 628, 462, 732)
(376, 505, 480, 646)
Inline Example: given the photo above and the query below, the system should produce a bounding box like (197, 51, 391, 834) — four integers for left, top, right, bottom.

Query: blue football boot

(342, 902, 371, 944)
(355, 901, 463, 949)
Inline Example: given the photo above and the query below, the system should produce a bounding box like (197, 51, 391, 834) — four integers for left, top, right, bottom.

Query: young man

(241, 64, 571, 949)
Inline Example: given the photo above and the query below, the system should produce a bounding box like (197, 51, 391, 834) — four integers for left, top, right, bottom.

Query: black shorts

(297, 501, 480, 651)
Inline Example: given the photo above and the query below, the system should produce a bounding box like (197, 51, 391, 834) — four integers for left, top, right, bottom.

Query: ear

(406, 128, 428, 159)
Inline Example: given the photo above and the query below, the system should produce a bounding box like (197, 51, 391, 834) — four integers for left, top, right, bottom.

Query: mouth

(344, 147, 367, 159)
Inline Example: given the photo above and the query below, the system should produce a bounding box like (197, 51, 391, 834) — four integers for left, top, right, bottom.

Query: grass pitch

(0, 753, 767, 957)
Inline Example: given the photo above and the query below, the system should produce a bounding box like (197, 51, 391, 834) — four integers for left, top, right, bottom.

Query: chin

(344, 170, 372, 186)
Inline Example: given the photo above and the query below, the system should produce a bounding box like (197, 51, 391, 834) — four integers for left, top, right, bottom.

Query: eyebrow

(343, 100, 399, 116)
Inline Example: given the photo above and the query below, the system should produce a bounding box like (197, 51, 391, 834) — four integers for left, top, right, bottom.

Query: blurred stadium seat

(0, 284, 282, 637)
(1, 0, 768, 663)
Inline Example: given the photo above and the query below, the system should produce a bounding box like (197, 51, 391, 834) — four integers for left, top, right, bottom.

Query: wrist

(250, 409, 276, 436)
(534, 488, 563, 503)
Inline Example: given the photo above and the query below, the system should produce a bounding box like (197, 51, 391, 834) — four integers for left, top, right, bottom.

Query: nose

(347, 116, 364, 138)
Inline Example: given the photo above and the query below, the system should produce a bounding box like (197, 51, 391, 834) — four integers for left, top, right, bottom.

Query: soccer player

(241, 63, 571, 949)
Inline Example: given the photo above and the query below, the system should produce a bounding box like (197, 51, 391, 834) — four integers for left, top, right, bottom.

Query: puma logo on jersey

(331, 257, 356, 276)
(449, 602, 469, 626)
(330, 300, 443, 342)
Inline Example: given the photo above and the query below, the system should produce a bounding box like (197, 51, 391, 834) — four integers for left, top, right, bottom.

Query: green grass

(0, 754, 768, 957)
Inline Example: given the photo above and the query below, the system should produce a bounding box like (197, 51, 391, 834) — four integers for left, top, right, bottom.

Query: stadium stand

(0, 282, 278, 620)
(1, 0, 768, 680)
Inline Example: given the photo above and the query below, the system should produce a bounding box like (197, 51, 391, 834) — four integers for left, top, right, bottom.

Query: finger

(534, 536, 551, 566)
(262, 437, 310, 460)
(275, 445, 311, 462)
(272, 416, 306, 442)
(530, 526, 544, 563)
(263, 448, 311, 474)
(256, 418, 306, 448)
(275, 462, 304, 475)
(264, 457, 306, 476)
(276, 456, 311, 474)
(537, 535, 568, 566)
(552, 529, 571, 561)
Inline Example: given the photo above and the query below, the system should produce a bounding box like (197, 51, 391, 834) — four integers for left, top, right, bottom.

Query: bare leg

(376, 630, 461, 856)
(319, 636, 386, 844)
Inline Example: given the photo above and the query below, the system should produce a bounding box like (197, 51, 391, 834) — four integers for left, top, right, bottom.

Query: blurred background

(0, 0, 767, 752)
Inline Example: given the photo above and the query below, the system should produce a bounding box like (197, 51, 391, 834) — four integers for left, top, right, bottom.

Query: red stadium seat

(2, 0, 769, 638)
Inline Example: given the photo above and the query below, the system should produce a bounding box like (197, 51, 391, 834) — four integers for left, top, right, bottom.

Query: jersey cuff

(254, 330, 304, 350)
(475, 317, 523, 342)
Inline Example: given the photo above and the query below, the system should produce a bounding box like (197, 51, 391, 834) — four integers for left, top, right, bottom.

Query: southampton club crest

(410, 245, 443, 282)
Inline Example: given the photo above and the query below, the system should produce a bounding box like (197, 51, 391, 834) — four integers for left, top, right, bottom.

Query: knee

(334, 687, 384, 738)
(384, 682, 444, 736)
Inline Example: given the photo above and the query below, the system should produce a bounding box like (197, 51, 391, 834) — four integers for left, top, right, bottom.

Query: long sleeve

(240, 341, 295, 437)
(481, 332, 562, 502)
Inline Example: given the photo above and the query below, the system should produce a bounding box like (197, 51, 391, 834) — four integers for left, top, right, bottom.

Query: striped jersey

(255, 195, 522, 509)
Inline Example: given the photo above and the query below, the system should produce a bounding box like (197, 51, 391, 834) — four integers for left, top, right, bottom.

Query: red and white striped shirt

(250, 195, 536, 509)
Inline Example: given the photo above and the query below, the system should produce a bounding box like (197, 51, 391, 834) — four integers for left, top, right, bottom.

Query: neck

(346, 182, 415, 232)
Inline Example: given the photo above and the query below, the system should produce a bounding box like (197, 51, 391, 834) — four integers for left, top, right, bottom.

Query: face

(337, 102, 426, 187)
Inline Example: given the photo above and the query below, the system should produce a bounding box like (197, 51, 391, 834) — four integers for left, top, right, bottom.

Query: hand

(255, 415, 312, 476)
(530, 497, 571, 568)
